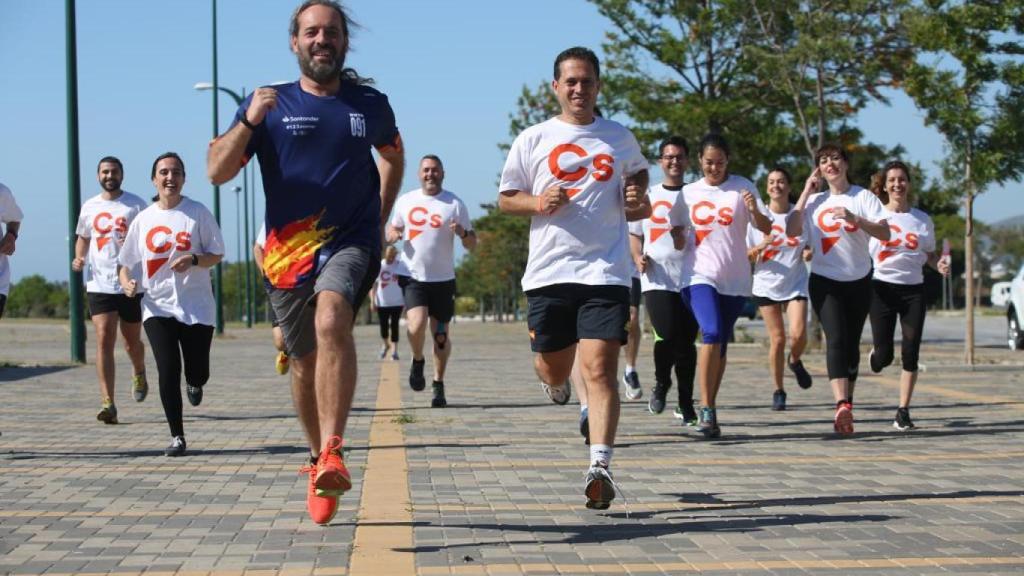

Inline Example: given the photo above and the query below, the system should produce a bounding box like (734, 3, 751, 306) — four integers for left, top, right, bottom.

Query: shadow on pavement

(618, 418, 1024, 447)
(0, 365, 76, 382)
(393, 513, 893, 551)
(346, 442, 508, 452)
(618, 488, 1024, 518)
(2, 444, 311, 460)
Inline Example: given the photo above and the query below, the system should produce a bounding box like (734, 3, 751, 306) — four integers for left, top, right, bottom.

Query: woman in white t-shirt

(669, 133, 772, 439)
(746, 167, 813, 411)
(787, 144, 890, 435)
(118, 152, 225, 457)
(369, 245, 409, 361)
(867, 160, 950, 431)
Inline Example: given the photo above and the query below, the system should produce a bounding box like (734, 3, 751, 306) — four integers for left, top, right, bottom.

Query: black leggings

(870, 280, 926, 372)
(809, 273, 872, 380)
(644, 290, 698, 405)
(377, 306, 402, 342)
(143, 316, 214, 438)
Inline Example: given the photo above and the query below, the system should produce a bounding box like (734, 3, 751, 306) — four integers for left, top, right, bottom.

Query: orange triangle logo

(878, 250, 897, 262)
(821, 236, 840, 254)
(408, 229, 423, 241)
(762, 249, 780, 262)
(566, 188, 581, 198)
(695, 229, 712, 246)
(650, 228, 670, 243)
(146, 257, 169, 278)
(97, 236, 111, 250)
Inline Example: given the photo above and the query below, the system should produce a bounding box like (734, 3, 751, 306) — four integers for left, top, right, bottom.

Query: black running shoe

(772, 389, 787, 411)
(96, 399, 118, 424)
(431, 381, 447, 408)
(579, 407, 590, 445)
(409, 358, 426, 392)
(673, 402, 699, 427)
(186, 384, 203, 407)
(622, 371, 642, 400)
(648, 382, 668, 414)
(893, 407, 915, 431)
(165, 435, 186, 457)
(788, 357, 812, 389)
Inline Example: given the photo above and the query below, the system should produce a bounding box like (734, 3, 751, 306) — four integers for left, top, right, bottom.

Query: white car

(992, 281, 1012, 307)
(1008, 265, 1024, 350)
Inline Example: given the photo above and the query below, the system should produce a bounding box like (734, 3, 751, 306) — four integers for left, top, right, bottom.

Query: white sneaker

(541, 379, 571, 405)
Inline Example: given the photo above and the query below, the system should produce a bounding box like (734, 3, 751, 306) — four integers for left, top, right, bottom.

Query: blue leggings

(681, 284, 747, 357)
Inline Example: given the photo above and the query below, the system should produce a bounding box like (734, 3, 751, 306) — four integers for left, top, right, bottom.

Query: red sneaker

(834, 401, 854, 435)
(300, 463, 338, 525)
(315, 435, 352, 497)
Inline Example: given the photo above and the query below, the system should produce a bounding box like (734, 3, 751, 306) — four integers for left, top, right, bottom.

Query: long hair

(290, 0, 373, 86)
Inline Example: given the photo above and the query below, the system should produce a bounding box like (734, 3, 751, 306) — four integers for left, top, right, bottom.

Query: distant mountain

(991, 214, 1024, 229)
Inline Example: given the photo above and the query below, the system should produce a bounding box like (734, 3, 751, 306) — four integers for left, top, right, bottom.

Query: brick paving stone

(2, 318, 1023, 574)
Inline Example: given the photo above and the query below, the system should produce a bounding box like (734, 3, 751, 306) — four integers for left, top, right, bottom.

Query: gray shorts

(268, 245, 380, 358)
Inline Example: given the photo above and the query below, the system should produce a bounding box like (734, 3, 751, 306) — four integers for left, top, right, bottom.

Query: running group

(66, 0, 951, 523)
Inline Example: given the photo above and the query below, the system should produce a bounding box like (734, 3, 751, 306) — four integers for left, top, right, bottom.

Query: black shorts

(630, 277, 641, 308)
(0, 294, 6, 319)
(403, 279, 456, 324)
(87, 292, 143, 323)
(526, 283, 630, 353)
(751, 294, 808, 308)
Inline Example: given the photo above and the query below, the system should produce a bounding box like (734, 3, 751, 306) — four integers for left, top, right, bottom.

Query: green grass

(391, 412, 417, 425)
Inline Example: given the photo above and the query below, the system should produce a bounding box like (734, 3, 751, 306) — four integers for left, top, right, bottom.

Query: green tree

(591, 0, 788, 175)
(744, 0, 913, 161)
(5, 275, 70, 318)
(456, 203, 530, 321)
(903, 0, 1024, 363)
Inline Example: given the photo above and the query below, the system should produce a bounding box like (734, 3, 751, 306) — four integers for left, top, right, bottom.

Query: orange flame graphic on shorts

(263, 211, 336, 289)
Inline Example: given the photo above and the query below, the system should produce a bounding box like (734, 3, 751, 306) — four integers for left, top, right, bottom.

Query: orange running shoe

(834, 401, 854, 435)
(315, 435, 352, 497)
(300, 462, 339, 525)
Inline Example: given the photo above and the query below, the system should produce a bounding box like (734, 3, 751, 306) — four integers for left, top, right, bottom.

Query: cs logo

(547, 144, 615, 198)
(92, 212, 128, 250)
(144, 227, 192, 277)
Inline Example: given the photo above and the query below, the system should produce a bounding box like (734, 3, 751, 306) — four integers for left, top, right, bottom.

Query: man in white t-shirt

(498, 46, 651, 511)
(71, 157, 150, 424)
(0, 182, 23, 321)
(386, 155, 475, 408)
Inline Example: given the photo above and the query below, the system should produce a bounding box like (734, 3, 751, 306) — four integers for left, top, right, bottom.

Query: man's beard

(298, 46, 344, 84)
(101, 180, 120, 192)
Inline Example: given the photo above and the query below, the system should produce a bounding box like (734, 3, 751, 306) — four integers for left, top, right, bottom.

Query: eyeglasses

(660, 155, 685, 162)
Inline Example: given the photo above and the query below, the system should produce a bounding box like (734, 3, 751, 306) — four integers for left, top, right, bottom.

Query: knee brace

(433, 322, 448, 350)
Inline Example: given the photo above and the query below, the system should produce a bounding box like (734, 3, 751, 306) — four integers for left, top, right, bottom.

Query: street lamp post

(209, 0, 224, 335)
(194, 82, 253, 328)
(232, 186, 242, 322)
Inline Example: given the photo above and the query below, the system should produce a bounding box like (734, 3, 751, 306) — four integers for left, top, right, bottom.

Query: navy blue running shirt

(233, 81, 401, 289)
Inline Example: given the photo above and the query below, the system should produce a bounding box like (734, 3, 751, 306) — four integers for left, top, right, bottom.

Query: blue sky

(0, 0, 1018, 283)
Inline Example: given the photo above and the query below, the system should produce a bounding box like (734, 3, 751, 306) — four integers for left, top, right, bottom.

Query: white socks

(590, 444, 613, 467)
(624, 365, 636, 375)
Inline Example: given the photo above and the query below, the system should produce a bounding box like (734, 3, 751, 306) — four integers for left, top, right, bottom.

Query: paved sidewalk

(1, 318, 1022, 575)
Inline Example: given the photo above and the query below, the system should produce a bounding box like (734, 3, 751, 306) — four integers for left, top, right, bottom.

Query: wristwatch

(191, 253, 199, 266)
